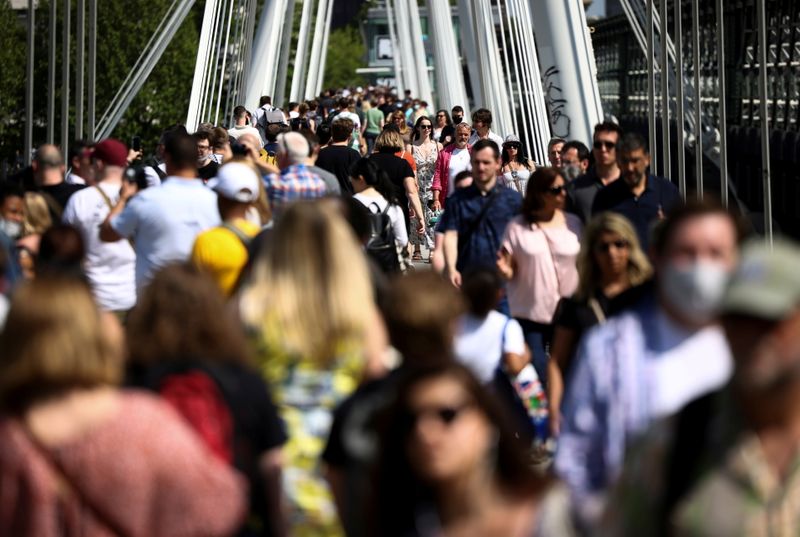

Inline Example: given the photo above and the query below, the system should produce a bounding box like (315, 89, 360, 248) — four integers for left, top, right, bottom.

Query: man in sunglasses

(592, 132, 681, 251)
(566, 121, 623, 223)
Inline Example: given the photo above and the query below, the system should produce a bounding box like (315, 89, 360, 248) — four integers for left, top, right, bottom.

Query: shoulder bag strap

(220, 222, 252, 247)
(587, 297, 607, 325)
(94, 185, 113, 211)
(457, 189, 500, 261)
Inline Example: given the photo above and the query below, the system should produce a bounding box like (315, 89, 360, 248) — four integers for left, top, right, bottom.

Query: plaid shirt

(604, 389, 800, 536)
(264, 164, 327, 216)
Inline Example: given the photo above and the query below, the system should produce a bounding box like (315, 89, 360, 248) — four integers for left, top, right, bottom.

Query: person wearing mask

(547, 213, 652, 436)
(126, 264, 287, 537)
(442, 139, 522, 290)
(604, 238, 800, 536)
(0, 184, 24, 285)
(555, 201, 741, 528)
(191, 162, 262, 296)
(0, 276, 247, 536)
(592, 132, 682, 251)
(262, 132, 327, 219)
(238, 201, 388, 535)
(194, 130, 219, 181)
(548, 137, 566, 168)
(316, 116, 362, 195)
(370, 129, 425, 242)
(499, 134, 536, 194)
(566, 122, 622, 223)
(439, 105, 464, 147)
(100, 133, 220, 291)
(431, 123, 472, 211)
(62, 139, 136, 315)
(468, 108, 504, 147)
(497, 167, 582, 384)
(560, 140, 591, 183)
(371, 363, 559, 536)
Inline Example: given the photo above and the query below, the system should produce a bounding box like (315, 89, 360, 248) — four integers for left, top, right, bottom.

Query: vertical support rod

(315, 0, 334, 96)
(674, 0, 686, 199)
(87, 0, 96, 141)
(646, 0, 657, 173)
(691, 0, 702, 199)
(186, 0, 218, 131)
(47, 0, 57, 144)
(76, 0, 85, 141)
(756, 0, 772, 245)
(385, 0, 404, 95)
(659, 0, 670, 178)
(25, 0, 35, 165)
(290, 0, 314, 102)
(715, 0, 728, 207)
(61, 0, 71, 156)
(274, 0, 295, 106)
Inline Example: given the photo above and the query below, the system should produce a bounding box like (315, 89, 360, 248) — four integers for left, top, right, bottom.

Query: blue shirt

(111, 178, 220, 290)
(591, 174, 682, 250)
(442, 183, 522, 272)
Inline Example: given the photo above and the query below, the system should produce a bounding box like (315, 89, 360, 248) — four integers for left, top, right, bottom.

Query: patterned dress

(411, 143, 439, 249)
(254, 317, 362, 537)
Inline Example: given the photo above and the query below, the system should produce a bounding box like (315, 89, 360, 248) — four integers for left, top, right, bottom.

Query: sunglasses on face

(595, 239, 630, 253)
(593, 140, 616, 151)
(436, 114, 446, 118)
(546, 185, 566, 195)
(505, 144, 520, 150)
(403, 402, 473, 431)
(419, 124, 432, 130)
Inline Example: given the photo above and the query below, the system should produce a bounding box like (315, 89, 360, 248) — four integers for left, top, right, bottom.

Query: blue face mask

(0, 219, 21, 239)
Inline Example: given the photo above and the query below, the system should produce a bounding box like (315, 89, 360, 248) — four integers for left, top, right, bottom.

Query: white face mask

(0, 219, 21, 240)
(562, 164, 582, 182)
(660, 260, 731, 324)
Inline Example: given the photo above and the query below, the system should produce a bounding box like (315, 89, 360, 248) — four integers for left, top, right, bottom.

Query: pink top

(501, 213, 582, 323)
(0, 391, 247, 537)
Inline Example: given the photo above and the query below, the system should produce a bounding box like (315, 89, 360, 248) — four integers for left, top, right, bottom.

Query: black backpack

(365, 202, 404, 274)
(290, 116, 310, 132)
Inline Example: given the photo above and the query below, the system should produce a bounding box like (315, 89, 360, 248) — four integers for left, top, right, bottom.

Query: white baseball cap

(209, 162, 260, 203)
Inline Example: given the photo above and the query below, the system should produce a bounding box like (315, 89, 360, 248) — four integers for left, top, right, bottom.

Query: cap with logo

(208, 162, 260, 203)
(92, 139, 129, 167)
(721, 238, 800, 321)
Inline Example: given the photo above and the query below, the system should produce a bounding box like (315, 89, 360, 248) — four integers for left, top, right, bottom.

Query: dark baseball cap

(92, 139, 128, 167)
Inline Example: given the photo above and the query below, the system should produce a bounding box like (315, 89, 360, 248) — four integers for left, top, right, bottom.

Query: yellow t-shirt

(191, 219, 260, 296)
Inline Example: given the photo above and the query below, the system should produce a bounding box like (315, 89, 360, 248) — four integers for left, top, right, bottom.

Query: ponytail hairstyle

(350, 157, 399, 204)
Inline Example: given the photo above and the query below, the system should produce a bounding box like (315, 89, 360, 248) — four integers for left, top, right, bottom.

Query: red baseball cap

(92, 139, 128, 167)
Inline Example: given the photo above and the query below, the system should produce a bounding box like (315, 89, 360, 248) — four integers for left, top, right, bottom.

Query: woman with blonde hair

(16, 192, 55, 279)
(389, 109, 413, 146)
(547, 212, 652, 435)
(239, 200, 387, 534)
(0, 276, 246, 536)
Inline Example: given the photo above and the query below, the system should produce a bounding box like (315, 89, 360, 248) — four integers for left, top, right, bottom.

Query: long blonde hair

(23, 192, 53, 236)
(239, 201, 374, 364)
(575, 212, 652, 301)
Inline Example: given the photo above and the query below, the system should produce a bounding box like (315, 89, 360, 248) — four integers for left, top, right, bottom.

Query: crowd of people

(1, 84, 800, 536)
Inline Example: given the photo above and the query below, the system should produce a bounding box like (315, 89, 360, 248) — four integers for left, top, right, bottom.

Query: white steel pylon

(426, 0, 468, 113)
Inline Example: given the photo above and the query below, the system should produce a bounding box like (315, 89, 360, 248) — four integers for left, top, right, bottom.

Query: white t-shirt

(454, 311, 526, 383)
(469, 130, 505, 148)
(111, 178, 220, 290)
(336, 111, 362, 151)
(353, 192, 408, 246)
(448, 148, 472, 195)
(65, 172, 86, 185)
(142, 163, 165, 188)
(228, 125, 264, 146)
(63, 182, 137, 311)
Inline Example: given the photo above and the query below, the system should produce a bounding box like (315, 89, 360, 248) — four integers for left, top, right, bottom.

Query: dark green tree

(322, 25, 367, 90)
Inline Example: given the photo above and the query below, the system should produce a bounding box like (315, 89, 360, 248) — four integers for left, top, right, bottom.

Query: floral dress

(411, 143, 439, 249)
(254, 318, 363, 537)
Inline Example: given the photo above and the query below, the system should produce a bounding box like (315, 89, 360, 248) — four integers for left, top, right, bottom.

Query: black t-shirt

(39, 182, 86, 220)
(368, 151, 414, 228)
(439, 124, 456, 147)
(197, 161, 219, 181)
(316, 145, 361, 195)
(553, 283, 650, 378)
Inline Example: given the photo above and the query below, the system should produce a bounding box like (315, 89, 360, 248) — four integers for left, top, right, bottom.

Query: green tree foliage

(0, 0, 199, 163)
(322, 25, 367, 90)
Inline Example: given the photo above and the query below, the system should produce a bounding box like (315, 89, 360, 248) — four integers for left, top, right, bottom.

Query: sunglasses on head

(403, 402, 472, 430)
(593, 140, 616, 150)
(595, 239, 630, 253)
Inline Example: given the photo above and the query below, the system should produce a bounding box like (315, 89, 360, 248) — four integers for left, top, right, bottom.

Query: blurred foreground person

(127, 264, 287, 537)
(239, 201, 387, 535)
(324, 271, 465, 537)
(372, 363, 572, 537)
(555, 201, 740, 527)
(605, 238, 800, 536)
(547, 213, 652, 436)
(0, 277, 246, 536)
